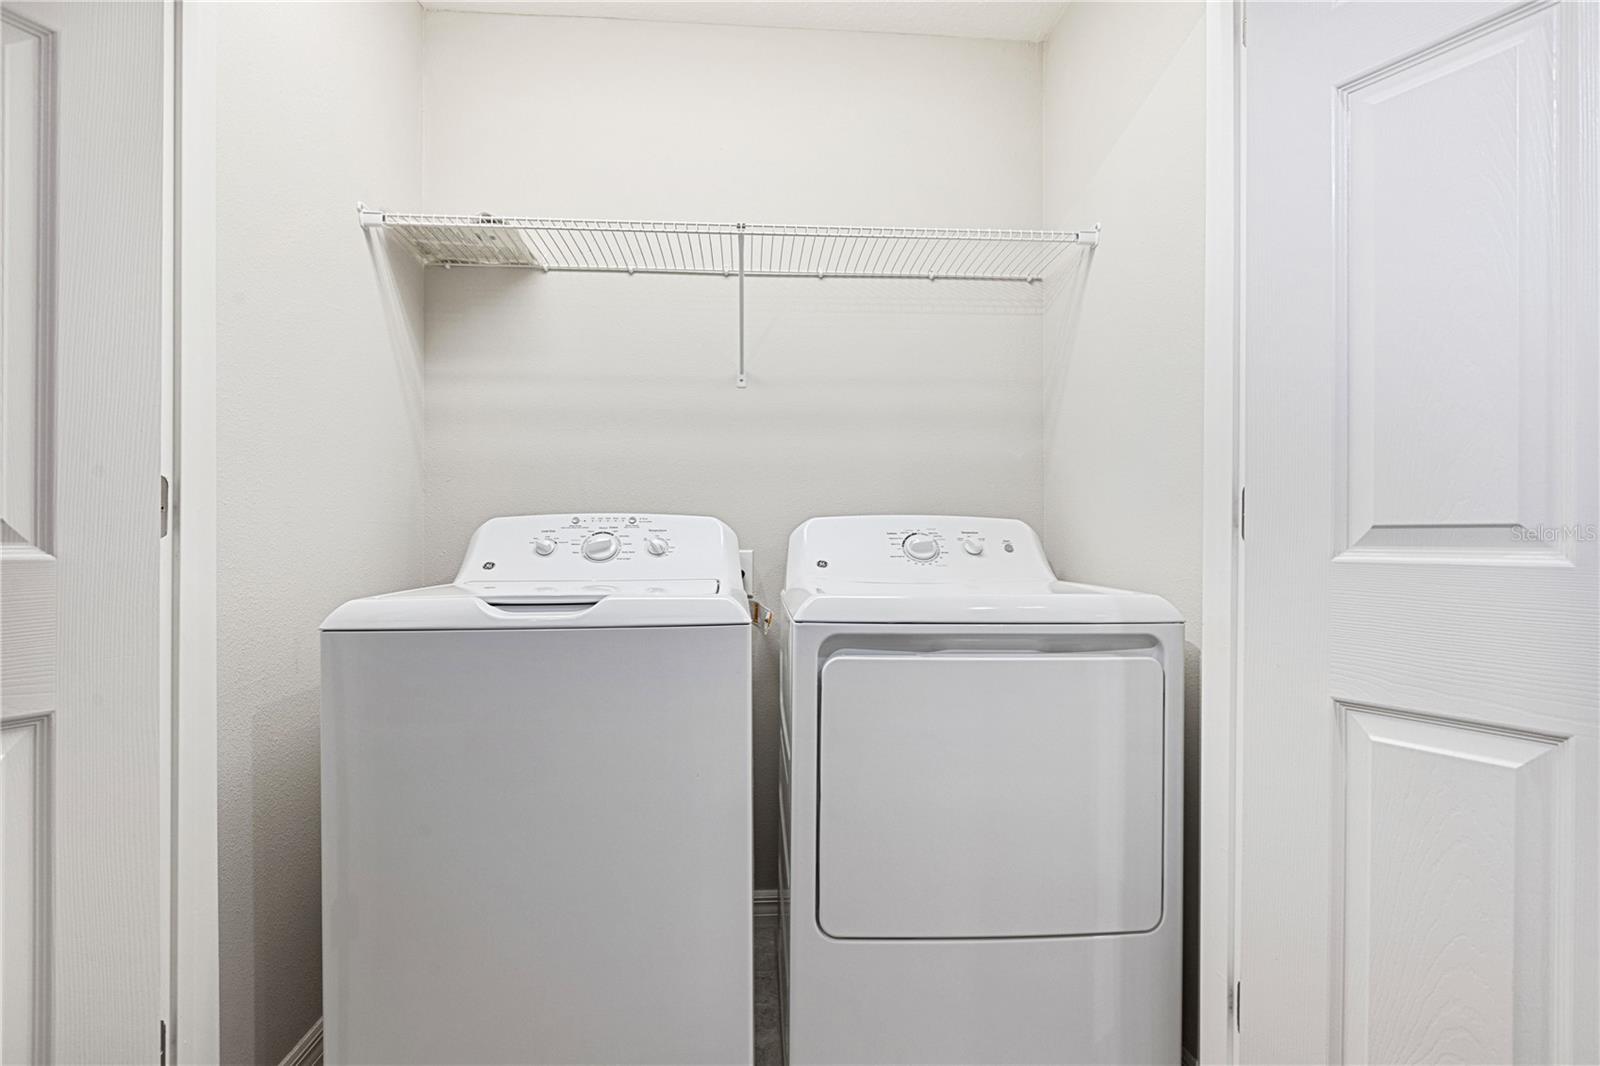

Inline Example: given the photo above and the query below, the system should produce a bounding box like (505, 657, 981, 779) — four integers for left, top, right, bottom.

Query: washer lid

(323, 513, 749, 630)
(782, 515, 1180, 624)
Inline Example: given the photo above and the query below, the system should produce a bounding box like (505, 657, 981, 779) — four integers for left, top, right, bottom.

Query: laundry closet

(10, 0, 1596, 1061)
(213, 5, 1205, 1064)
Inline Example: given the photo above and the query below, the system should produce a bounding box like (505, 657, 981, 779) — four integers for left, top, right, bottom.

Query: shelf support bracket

(736, 223, 747, 389)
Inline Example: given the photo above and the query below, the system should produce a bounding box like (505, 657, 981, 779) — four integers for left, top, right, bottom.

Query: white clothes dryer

(321, 513, 752, 1066)
(778, 515, 1182, 1065)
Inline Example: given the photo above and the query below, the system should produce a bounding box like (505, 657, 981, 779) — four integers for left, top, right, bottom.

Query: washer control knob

(532, 538, 557, 556)
(902, 532, 940, 561)
(960, 536, 985, 556)
(645, 535, 670, 556)
(581, 532, 620, 561)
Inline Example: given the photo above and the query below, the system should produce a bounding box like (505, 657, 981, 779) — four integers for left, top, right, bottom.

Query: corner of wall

(1034, 4, 1207, 1057)
(215, 2, 429, 1063)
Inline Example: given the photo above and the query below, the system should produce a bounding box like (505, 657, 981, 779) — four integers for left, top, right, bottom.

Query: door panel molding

(0, 14, 55, 1058)
(0, 8, 55, 553)
(1332, 2, 1571, 567)
(1, 713, 52, 1066)
(1340, 703, 1572, 1064)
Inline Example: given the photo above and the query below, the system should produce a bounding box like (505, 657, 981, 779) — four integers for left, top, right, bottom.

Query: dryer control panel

(785, 515, 1056, 585)
(454, 513, 741, 588)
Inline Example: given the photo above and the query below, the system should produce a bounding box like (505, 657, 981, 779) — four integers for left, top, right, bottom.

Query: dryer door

(816, 651, 1165, 939)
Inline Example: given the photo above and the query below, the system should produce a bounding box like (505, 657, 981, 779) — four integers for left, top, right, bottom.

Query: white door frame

(167, 1, 219, 1061)
(151, 4, 1256, 1060)
(1199, 2, 1243, 1064)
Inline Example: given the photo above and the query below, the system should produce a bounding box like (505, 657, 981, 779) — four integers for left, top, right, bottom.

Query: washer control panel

(788, 515, 1056, 585)
(455, 513, 737, 586)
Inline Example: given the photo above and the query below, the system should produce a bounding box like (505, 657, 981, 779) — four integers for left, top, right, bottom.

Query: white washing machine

(321, 513, 752, 1066)
(779, 515, 1182, 1065)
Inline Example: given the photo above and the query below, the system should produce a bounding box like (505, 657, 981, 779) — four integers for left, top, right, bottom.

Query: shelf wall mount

(357, 204, 1100, 387)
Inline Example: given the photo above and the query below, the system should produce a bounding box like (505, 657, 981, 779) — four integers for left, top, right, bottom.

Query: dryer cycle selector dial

(581, 531, 621, 561)
(902, 533, 940, 562)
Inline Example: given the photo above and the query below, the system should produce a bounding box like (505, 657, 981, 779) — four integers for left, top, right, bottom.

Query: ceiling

(417, 2, 1073, 43)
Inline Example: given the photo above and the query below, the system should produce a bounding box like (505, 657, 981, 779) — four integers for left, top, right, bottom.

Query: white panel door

(1239, 2, 1597, 1064)
(1, 3, 164, 1062)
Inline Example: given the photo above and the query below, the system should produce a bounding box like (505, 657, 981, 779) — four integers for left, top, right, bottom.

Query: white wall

(420, 11, 1048, 889)
(211, 7, 1209, 1056)
(1040, 2, 1206, 1054)
(215, 4, 426, 1063)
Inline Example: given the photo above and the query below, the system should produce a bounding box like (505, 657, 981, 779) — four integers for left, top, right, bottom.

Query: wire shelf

(359, 207, 1097, 282)
(356, 205, 1099, 386)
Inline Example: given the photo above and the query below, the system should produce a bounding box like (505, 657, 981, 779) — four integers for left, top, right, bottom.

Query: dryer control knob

(902, 533, 940, 561)
(581, 532, 620, 561)
(532, 538, 557, 556)
(645, 535, 670, 556)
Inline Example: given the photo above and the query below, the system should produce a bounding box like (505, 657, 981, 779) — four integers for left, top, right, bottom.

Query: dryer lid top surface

(782, 515, 1180, 625)
(322, 513, 750, 630)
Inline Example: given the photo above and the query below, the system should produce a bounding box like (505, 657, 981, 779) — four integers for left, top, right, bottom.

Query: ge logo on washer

(817, 560, 828, 568)
(482, 562, 495, 569)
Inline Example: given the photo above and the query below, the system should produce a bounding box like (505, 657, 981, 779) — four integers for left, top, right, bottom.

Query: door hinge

(1234, 981, 1242, 1031)
(160, 475, 170, 538)
(159, 1019, 167, 1066)
(1238, 486, 1246, 541)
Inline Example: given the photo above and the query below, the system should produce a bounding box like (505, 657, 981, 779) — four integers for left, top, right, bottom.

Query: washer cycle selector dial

(645, 535, 670, 556)
(902, 532, 940, 561)
(581, 531, 620, 561)
(532, 538, 557, 556)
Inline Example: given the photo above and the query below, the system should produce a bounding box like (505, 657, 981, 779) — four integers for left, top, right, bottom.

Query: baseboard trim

(278, 1018, 323, 1066)
(753, 887, 786, 919)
